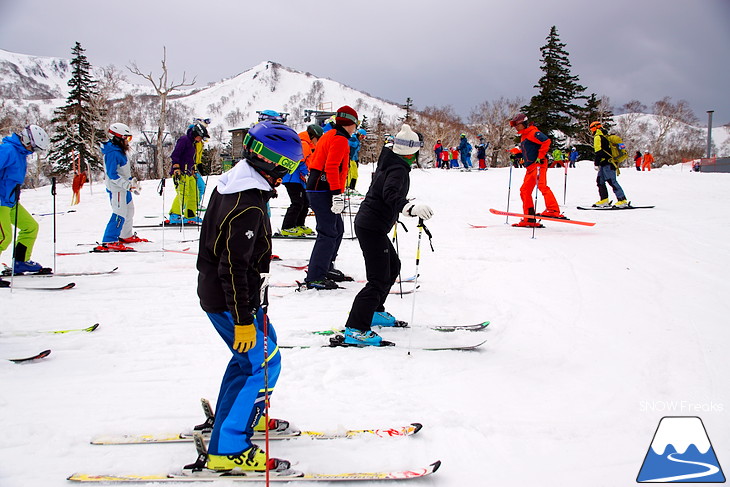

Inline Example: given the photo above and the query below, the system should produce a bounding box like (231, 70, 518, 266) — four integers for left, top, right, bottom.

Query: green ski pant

(169, 174, 199, 218)
(0, 204, 39, 261)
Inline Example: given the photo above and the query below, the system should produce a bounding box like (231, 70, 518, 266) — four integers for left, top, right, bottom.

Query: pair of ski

(312, 321, 490, 335)
(3, 267, 118, 277)
(73, 399, 439, 482)
(57, 248, 192, 256)
(576, 204, 654, 210)
(283, 321, 490, 351)
(3, 324, 99, 362)
(272, 233, 317, 240)
(6, 349, 51, 363)
(0, 323, 99, 338)
(1, 281, 75, 291)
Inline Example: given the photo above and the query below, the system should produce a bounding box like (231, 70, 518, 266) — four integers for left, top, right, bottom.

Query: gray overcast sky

(2, 0, 729, 125)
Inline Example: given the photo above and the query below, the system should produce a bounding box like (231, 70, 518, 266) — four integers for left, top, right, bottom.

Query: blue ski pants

(596, 165, 626, 201)
(206, 308, 281, 455)
(102, 190, 134, 243)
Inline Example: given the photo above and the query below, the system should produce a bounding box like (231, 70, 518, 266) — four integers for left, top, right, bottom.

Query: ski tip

(88, 323, 100, 332)
(431, 460, 442, 473)
(411, 423, 424, 435)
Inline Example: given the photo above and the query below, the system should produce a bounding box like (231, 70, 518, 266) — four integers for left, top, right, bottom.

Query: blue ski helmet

(243, 121, 303, 179)
(257, 109, 286, 123)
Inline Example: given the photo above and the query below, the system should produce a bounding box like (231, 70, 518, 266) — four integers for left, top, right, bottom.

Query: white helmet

(109, 122, 132, 139)
(20, 124, 49, 151)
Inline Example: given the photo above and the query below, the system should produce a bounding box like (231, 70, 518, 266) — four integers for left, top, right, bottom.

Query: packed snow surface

(1, 161, 728, 486)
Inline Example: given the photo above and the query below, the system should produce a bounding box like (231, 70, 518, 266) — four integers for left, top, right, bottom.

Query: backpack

(606, 134, 628, 169)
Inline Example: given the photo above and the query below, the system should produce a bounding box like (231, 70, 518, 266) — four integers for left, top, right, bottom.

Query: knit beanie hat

(335, 105, 358, 127)
(392, 124, 423, 156)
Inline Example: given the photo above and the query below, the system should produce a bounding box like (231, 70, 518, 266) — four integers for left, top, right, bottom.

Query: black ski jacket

(197, 182, 273, 325)
(354, 147, 411, 234)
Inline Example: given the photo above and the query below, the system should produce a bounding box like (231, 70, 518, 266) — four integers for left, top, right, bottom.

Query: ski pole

(258, 273, 271, 486)
(158, 178, 166, 251)
(10, 185, 21, 292)
(505, 162, 513, 224)
(391, 221, 408, 298)
(346, 192, 354, 239)
(563, 162, 568, 205)
(407, 219, 434, 355)
(51, 177, 57, 273)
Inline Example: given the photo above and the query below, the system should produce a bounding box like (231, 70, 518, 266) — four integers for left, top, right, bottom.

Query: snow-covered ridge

(0, 50, 405, 135)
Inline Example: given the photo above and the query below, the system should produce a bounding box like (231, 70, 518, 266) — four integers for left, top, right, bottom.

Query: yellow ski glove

(233, 323, 256, 353)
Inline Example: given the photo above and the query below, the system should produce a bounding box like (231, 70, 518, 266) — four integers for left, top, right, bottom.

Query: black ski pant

(282, 183, 309, 229)
(345, 225, 400, 332)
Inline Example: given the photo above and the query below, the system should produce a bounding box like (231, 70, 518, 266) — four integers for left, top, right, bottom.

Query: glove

(331, 193, 345, 214)
(129, 177, 141, 195)
(402, 203, 434, 220)
(233, 323, 256, 353)
(172, 166, 182, 184)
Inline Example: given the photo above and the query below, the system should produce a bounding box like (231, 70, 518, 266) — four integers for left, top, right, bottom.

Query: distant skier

(0, 124, 50, 281)
(476, 136, 489, 170)
(642, 150, 654, 171)
(280, 124, 323, 236)
(95, 123, 146, 252)
(569, 147, 579, 168)
(196, 120, 302, 473)
(342, 124, 433, 346)
(433, 139, 443, 167)
(634, 150, 643, 171)
(347, 128, 366, 194)
(167, 121, 208, 225)
(590, 121, 628, 208)
(458, 133, 472, 170)
(509, 113, 564, 226)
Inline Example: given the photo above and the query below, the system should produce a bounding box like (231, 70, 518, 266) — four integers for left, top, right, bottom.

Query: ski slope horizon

(1, 161, 728, 486)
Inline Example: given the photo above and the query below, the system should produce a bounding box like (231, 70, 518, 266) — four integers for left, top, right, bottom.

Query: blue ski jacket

(0, 133, 32, 207)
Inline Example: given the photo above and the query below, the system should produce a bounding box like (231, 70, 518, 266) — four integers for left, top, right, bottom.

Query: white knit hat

(392, 124, 423, 156)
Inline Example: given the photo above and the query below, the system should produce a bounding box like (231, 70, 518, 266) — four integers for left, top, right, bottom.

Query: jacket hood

(3, 133, 32, 156)
(217, 158, 273, 195)
(101, 140, 123, 156)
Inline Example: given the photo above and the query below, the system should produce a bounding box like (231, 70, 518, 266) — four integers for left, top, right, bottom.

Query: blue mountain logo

(637, 416, 725, 483)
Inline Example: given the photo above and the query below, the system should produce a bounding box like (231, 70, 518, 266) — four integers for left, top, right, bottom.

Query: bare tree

(127, 47, 196, 178)
(650, 97, 702, 164)
(469, 96, 526, 167)
(414, 105, 465, 166)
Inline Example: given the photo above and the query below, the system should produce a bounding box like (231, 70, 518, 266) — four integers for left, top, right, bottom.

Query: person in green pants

(0, 125, 50, 283)
(167, 121, 208, 224)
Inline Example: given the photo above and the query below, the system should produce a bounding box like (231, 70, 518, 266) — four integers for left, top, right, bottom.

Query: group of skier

(433, 134, 490, 171)
(0, 110, 635, 476)
(191, 107, 432, 473)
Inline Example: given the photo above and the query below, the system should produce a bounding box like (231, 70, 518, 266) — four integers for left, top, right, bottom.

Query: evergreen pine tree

(522, 26, 586, 138)
(575, 93, 615, 144)
(48, 42, 106, 176)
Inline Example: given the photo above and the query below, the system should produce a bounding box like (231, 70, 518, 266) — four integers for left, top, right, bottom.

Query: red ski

(489, 208, 595, 227)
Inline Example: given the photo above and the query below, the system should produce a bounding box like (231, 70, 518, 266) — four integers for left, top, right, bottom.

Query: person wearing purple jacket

(167, 121, 208, 224)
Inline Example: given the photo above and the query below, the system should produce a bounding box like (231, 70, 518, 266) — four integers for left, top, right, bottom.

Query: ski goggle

(110, 131, 132, 142)
(336, 111, 359, 125)
(244, 134, 300, 174)
(393, 137, 424, 150)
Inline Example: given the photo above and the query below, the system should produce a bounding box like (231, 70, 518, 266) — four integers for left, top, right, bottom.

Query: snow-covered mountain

(0, 49, 405, 137)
